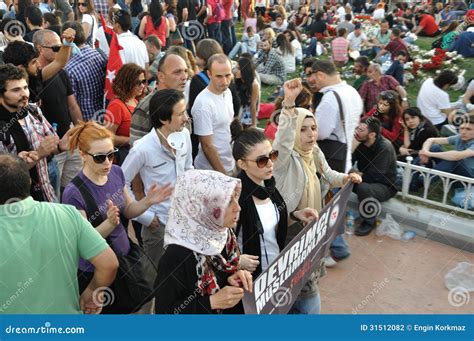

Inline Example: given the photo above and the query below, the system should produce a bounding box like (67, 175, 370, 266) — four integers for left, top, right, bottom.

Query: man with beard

(352, 117, 398, 236)
(0, 64, 69, 202)
(2, 28, 76, 104)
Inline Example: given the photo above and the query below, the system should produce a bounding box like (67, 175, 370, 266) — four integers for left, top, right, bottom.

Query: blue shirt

(448, 134, 474, 172)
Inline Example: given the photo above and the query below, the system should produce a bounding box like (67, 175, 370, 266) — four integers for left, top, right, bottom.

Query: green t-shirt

(0, 197, 108, 314)
(353, 74, 368, 91)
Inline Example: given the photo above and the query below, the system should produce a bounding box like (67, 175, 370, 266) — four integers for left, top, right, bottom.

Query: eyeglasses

(86, 148, 118, 164)
(78, 2, 87, 6)
(42, 45, 61, 52)
(243, 150, 279, 168)
(135, 79, 147, 86)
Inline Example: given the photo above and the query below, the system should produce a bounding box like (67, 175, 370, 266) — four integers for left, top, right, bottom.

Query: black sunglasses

(42, 45, 61, 52)
(244, 150, 279, 168)
(135, 79, 147, 86)
(86, 148, 118, 164)
(78, 2, 87, 6)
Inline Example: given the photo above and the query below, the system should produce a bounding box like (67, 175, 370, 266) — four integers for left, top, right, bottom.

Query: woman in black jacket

(399, 107, 438, 161)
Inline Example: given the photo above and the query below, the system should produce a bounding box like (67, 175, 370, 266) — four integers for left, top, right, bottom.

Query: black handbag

(317, 90, 348, 172)
(71, 176, 155, 314)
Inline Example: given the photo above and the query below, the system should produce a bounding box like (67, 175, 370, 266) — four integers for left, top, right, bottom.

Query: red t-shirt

(222, 0, 233, 20)
(207, 0, 223, 24)
(144, 15, 167, 47)
(419, 14, 439, 36)
(105, 99, 135, 138)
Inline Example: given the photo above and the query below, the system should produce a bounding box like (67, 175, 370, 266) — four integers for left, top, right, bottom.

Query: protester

(229, 25, 260, 59)
(255, 39, 287, 86)
(352, 118, 398, 236)
(0, 154, 118, 314)
(353, 56, 370, 90)
(113, 10, 148, 69)
(138, 0, 169, 46)
(416, 70, 458, 130)
(375, 27, 409, 62)
(233, 128, 318, 278)
(276, 33, 296, 73)
(23, 5, 43, 42)
(284, 29, 302, 64)
(413, 11, 440, 37)
(331, 28, 350, 65)
(63, 21, 107, 121)
(399, 107, 438, 161)
(385, 50, 408, 86)
(192, 54, 235, 175)
(347, 23, 368, 53)
(273, 78, 362, 313)
(78, 0, 98, 47)
(154, 169, 253, 314)
(234, 55, 260, 129)
(62, 121, 173, 313)
(105, 63, 146, 164)
(122, 89, 193, 287)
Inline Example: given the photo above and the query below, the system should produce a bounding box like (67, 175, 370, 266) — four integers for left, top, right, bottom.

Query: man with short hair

(112, 9, 148, 69)
(0, 154, 118, 314)
(33, 29, 83, 194)
(122, 89, 193, 282)
(63, 21, 107, 121)
(353, 56, 370, 90)
(347, 23, 368, 52)
(24, 6, 44, 42)
(192, 53, 235, 175)
(256, 39, 286, 86)
(359, 63, 408, 111)
(144, 35, 164, 79)
(416, 70, 458, 130)
(336, 14, 354, 34)
(413, 11, 440, 37)
(352, 118, 398, 236)
(0, 64, 69, 203)
(376, 27, 410, 61)
(419, 114, 474, 178)
(385, 50, 408, 85)
(130, 53, 188, 144)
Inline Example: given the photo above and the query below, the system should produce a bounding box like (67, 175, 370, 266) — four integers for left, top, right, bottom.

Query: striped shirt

(331, 37, 349, 63)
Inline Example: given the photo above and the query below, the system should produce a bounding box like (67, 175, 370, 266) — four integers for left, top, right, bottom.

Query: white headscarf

(164, 169, 242, 256)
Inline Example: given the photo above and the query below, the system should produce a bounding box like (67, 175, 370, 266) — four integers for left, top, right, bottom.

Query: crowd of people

(0, 0, 473, 315)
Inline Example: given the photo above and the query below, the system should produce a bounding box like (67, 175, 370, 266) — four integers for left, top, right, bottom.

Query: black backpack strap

(71, 176, 105, 228)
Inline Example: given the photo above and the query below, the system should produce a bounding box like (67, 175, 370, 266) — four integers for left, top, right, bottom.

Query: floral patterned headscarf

(165, 169, 242, 256)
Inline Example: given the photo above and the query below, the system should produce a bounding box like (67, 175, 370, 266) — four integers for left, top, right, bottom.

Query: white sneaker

(324, 256, 337, 268)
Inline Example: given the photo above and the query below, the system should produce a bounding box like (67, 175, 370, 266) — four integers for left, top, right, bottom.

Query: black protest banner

(242, 182, 353, 314)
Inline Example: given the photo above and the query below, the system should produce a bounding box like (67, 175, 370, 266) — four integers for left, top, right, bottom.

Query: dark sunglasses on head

(42, 45, 61, 52)
(86, 148, 118, 164)
(380, 91, 397, 100)
(135, 79, 147, 86)
(244, 150, 279, 168)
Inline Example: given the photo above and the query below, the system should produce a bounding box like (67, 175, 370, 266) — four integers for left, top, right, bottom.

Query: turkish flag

(102, 15, 123, 101)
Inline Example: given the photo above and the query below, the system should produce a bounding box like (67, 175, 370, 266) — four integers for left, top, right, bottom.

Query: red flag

(99, 14, 114, 35)
(104, 31, 123, 101)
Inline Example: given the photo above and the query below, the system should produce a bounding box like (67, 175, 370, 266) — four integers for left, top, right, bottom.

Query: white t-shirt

(96, 26, 109, 56)
(347, 31, 368, 50)
(117, 31, 149, 69)
(278, 47, 296, 73)
(270, 20, 288, 32)
(417, 78, 451, 125)
(192, 88, 235, 174)
(316, 81, 363, 172)
(373, 8, 385, 20)
(82, 13, 98, 47)
(255, 0, 266, 7)
(255, 201, 280, 271)
(291, 39, 303, 61)
(337, 7, 346, 21)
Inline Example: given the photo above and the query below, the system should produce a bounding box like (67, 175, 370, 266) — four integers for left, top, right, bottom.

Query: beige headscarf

(293, 109, 322, 212)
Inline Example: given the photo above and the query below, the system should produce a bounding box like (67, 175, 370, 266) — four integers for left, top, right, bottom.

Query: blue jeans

(289, 292, 321, 314)
(303, 37, 317, 57)
(330, 234, 350, 260)
(221, 19, 233, 54)
(47, 157, 60, 202)
(207, 22, 222, 44)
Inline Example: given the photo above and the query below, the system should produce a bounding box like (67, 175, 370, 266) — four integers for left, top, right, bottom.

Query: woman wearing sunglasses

(62, 121, 173, 313)
(363, 90, 404, 150)
(104, 63, 146, 165)
(233, 129, 318, 279)
(77, 0, 98, 48)
(273, 79, 362, 314)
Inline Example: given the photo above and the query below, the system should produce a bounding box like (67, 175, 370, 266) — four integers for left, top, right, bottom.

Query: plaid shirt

(358, 75, 400, 111)
(385, 38, 409, 60)
(256, 48, 287, 83)
(0, 104, 57, 202)
(331, 37, 349, 62)
(65, 46, 107, 121)
(93, 0, 109, 15)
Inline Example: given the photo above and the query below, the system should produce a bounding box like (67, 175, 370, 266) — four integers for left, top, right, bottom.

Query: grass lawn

(233, 19, 473, 127)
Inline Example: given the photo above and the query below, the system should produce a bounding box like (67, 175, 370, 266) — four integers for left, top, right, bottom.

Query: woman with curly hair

(105, 63, 146, 164)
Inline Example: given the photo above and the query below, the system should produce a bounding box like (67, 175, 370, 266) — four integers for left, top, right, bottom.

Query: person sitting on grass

(255, 39, 287, 86)
(385, 50, 408, 86)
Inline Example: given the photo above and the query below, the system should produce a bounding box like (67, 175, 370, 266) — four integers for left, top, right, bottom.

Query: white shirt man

(417, 77, 451, 126)
(117, 31, 149, 69)
(192, 54, 235, 175)
(347, 27, 368, 51)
